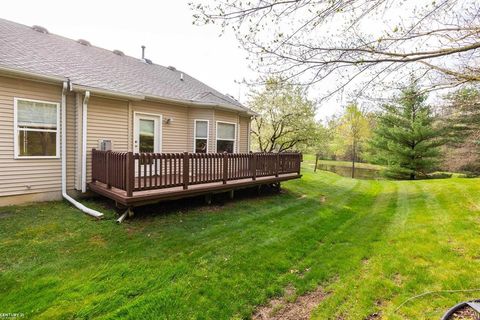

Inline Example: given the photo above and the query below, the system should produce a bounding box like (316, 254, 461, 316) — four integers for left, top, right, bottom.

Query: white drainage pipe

(61, 82, 103, 219)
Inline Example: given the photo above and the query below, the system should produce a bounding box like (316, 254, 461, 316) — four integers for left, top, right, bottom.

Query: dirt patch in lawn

(448, 306, 480, 320)
(89, 235, 107, 247)
(252, 286, 326, 320)
(364, 312, 382, 319)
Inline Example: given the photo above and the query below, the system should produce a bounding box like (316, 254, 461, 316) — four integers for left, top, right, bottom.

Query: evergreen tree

(371, 85, 446, 179)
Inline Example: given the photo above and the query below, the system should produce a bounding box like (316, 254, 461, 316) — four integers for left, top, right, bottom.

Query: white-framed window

(194, 119, 209, 153)
(216, 121, 236, 153)
(14, 98, 60, 159)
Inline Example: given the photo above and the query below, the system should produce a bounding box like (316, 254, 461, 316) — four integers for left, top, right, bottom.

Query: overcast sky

(2, 0, 258, 108)
(4, 0, 424, 120)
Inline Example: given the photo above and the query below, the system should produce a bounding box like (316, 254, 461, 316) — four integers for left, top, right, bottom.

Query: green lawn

(1, 158, 480, 319)
(306, 154, 385, 170)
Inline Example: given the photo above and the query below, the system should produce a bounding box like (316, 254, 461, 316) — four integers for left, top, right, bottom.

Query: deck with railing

(89, 150, 302, 206)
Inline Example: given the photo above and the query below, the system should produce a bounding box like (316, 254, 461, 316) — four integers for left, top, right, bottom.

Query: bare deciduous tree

(192, 0, 480, 99)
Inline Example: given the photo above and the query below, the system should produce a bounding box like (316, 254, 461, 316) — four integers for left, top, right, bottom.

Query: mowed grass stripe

(311, 180, 400, 319)
(102, 176, 367, 318)
(1, 165, 480, 319)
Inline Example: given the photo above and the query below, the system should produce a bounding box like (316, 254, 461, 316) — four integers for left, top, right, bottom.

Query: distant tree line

(249, 78, 480, 180)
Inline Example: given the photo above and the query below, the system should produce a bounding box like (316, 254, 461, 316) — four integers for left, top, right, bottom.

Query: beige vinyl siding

(66, 93, 76, 190)
(131, 101, 189, 153)
(187, 108, 214, 152)
(239, 116, 250, 153)
(0, 75, 62, 197)
(86, 96, 129, 182)
(74, 94, 82, 190)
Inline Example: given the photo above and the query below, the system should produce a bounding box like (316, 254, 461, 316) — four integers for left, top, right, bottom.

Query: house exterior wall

(0, 75, 251, 205)
(0, 75, 64, 204)
(131, 100, 189, 153)
(85, 96, 129, 182)
(84, 98, 251, 182)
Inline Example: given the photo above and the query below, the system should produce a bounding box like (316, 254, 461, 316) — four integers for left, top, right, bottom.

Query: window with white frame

(14, 98, 59, 158)
(216, 122, 236, 153)
(194, 120, 209, 153)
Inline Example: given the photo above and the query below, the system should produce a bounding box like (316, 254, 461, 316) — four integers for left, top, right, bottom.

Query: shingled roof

(0, 18, 252, 114)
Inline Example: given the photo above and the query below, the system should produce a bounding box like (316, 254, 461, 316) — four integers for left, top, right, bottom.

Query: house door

(133, 113, 161, 153)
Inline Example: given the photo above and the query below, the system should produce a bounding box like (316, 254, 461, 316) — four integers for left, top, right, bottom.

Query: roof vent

(226, 94, 238, 101)
(77, 39, 91, 46)
(113, 50, 125, 56)
(32, 25, 49, 34)
(143, 58, 153, 65)
(167, 66, 176, 71)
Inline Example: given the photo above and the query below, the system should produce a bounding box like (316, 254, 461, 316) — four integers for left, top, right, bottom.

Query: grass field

(1, 157, 480, 319)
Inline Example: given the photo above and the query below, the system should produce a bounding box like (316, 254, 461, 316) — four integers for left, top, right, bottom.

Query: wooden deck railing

(92, 150, 302, 197)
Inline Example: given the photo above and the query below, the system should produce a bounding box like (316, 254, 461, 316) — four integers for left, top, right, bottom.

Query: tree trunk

(351, 141, 356, 179)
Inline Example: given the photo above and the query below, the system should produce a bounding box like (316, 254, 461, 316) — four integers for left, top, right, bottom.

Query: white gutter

(70, 84, 144, 101)
(61, 82, 103, 218)
(144, 94, 257, 116)
(81, 91, 90, 193)
(0, 65, 66, 84)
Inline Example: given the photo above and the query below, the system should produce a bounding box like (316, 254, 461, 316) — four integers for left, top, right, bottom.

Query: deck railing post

(252, 153, 257, 181)
(223, 152, 228, 184)
(106, 150, 111, 189)
(275, 152, 280, 177)
(126, 151, 134, 197)
(183, 152, 189, 190)
(297, 153, 302, 175)
(92, 149, 97, 182)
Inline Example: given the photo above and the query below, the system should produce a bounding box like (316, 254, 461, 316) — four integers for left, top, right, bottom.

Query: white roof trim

(0, 65, 66, 84)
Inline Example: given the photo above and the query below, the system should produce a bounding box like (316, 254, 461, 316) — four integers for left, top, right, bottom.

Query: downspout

(61, 82, 103, 218)
(81, 91, 90, 193)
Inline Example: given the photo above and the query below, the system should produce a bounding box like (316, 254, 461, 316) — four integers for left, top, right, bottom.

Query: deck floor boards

(89, 173, 301, 206)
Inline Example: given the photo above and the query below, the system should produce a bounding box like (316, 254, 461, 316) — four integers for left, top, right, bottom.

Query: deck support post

(116, 207, 133, 224)
(183, 152, 189, 190)
(229, 190, 234, 200)
(272, 182, 281, 193)
(126, 152, 134, 197)
(222, 152, 228, 184)
(205, 194, 212, 205)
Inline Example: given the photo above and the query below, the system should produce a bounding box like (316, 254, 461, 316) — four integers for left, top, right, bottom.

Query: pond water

(316, 163, 382, 180)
